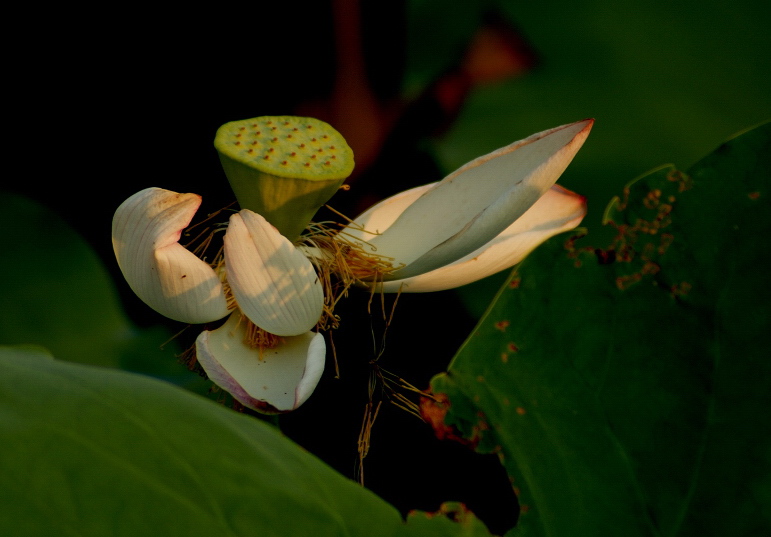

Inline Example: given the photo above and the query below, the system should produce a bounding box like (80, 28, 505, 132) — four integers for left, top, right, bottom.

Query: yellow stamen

(300, 219, 403, 331)
(212, 256, 238, 312)
(356, 400, 381, 485)
(233, 311, 283, 356)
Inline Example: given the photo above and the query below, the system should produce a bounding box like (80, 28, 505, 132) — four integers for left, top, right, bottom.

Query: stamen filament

(234, 311, 283, 354)
(299, 219, 402, 332)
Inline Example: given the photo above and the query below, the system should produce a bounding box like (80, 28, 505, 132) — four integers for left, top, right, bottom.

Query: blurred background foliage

(3, 0, 770, 533)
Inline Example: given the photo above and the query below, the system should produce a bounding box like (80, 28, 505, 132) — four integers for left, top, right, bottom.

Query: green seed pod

(215, 116, 355, 241)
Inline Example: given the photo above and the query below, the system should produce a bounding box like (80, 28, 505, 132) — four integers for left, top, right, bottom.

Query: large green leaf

(0, 346, 494, 537)
(0, 192, 198, 386)
(428, 123, 771, 536)
(0, 192, 128, 367)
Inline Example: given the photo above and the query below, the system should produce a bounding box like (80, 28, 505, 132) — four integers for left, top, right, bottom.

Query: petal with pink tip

(111, 187, 230, 324)
(376, 185, 587, 292)
(224, 210, 324, 337)
(195, 312, 325, 414)
(365, 120, 593, 280)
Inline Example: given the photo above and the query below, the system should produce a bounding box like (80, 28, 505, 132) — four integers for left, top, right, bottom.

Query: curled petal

(224, 210, 324, 337)
(111, 187, 230, 324)
(376, 185, 587, 292)
(195, 313, 326, 413)
(365, 119, 593, 280)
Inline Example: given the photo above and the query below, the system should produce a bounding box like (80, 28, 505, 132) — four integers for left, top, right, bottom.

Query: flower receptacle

(215, 116, 355, 241)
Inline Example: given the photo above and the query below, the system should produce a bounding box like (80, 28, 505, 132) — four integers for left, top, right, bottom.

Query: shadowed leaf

(429, 122, 771, 536)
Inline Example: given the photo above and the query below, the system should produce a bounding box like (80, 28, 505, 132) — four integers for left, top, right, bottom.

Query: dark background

(6, 1, 770, 533)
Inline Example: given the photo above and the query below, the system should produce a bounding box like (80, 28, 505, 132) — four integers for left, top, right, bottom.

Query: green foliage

(429, 122, 771, 535)
(0, 192, 198, 386)
(0, 192, 128, 367)
(429, 0, 771, 195)
(415, 0, 771, 316)
(0, 346, 492, 537)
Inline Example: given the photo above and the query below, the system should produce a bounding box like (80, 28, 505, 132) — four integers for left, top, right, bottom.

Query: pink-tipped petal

(112, 187, 230, 324)
(195, 313, 325, 414)
(377, 185, 587, 292)
(366, 120, 593, 279)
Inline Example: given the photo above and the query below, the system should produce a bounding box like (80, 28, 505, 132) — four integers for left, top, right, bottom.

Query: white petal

(195, 312, 326, 413)
(111, 187, 230, 324)
(366, 119, 593, 279)
(343, 183, 435, 243)
(224, 210, 324, 337)
(377, 185, 586, 292)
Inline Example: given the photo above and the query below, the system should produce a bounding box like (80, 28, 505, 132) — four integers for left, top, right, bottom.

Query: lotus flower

(112, 188, 326, 413)
(111, 118, 592, 413)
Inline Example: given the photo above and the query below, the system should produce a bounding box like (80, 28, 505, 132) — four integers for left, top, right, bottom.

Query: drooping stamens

(300, 219, 402, 331)
(356, 400, 381, 485)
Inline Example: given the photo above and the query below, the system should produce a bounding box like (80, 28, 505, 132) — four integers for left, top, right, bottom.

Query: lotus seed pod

(215, 116, 355, 241)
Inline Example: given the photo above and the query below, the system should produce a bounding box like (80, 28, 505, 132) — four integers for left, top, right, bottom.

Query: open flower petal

(376, 185, 586, 292)
(195, 312, 326, 413)
(112, 187, 230, 324)
(224, 210, 324, 337)
(343, 183, 435, 244)
(364, 119, 593, 280)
